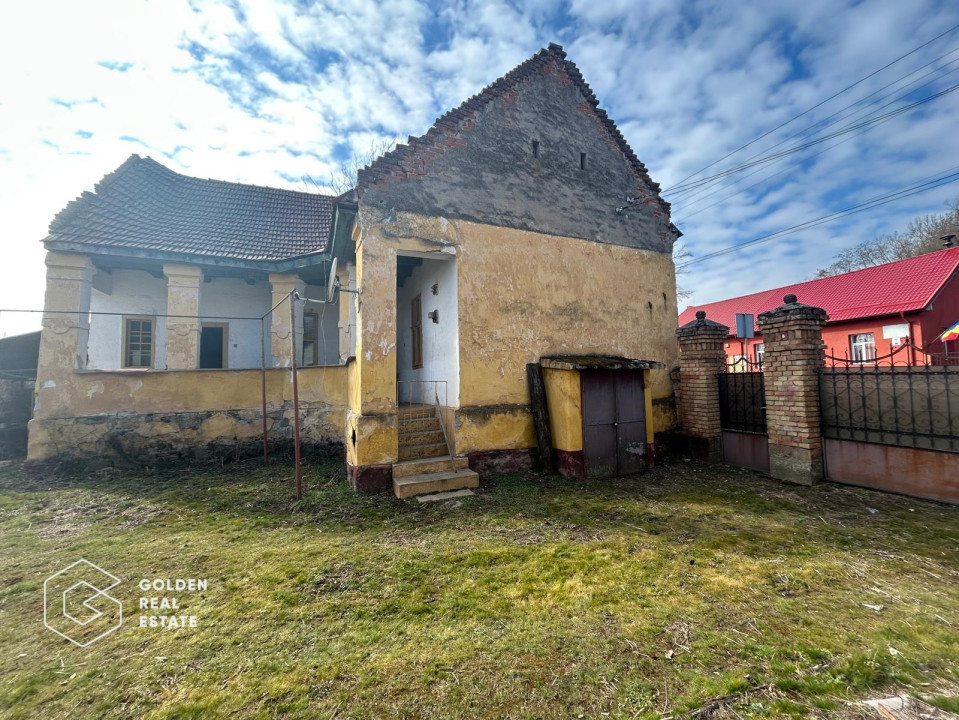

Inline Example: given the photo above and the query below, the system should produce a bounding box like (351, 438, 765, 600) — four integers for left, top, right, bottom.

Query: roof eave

(43, 238, 336, 273)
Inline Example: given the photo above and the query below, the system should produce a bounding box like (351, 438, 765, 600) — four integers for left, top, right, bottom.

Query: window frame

(121, 315, 155, 369)
(302, 310, 319, 367)
(754, 343, 765, 369)
(411, 294, 423, 370)
(849, 332, 877, 364)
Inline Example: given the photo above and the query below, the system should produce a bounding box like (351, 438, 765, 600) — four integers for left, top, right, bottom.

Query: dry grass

(0, 456, 956, 719)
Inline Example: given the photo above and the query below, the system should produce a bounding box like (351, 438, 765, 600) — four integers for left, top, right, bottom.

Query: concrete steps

(393, 467, 480, 499)
(392, 455, 469, 478)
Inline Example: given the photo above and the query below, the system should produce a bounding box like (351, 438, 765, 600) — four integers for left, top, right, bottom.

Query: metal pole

(289, 292, 303, 500)
(261, 315, 268, 461)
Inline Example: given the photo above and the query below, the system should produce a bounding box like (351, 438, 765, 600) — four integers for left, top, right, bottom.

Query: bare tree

(674, 242, 694, 301)
(815, 195, 959, 277)
(329, 138, 398, 195)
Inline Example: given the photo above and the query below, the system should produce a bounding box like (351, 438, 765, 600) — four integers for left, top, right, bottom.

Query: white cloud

(1, 0, 958, 338)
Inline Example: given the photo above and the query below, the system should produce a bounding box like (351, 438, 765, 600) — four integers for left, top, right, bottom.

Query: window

(850, 333, 876, 363)
(411, 294, 423, 369)
(123, 317, 154, 368)
(302, 311, 318, 367)
(754, 343, 765, 369)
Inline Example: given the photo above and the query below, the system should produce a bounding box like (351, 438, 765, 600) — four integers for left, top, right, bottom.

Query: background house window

(123, 317, 154, 368)
(754, 343, 765, 368)
(850, 333, 876, 363)
(411, 294, 423, 369)
(302, 311, 318, 367)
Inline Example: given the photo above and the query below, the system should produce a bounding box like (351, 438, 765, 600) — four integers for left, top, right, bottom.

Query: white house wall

(302, 284, 341, 366)
(396, 257, 459, 406)
(88, 269, 168, 369)
(198, 277, 271, 369)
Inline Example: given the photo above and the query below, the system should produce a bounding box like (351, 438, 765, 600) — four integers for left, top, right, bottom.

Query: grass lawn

(0, 456, 956, 719)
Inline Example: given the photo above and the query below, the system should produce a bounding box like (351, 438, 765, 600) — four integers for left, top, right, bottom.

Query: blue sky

(2, 0, 959, 335)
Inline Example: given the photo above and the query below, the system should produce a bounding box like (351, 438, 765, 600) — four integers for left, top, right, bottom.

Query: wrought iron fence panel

(819, 364, 959, 453)
(718, 371, 766, 434)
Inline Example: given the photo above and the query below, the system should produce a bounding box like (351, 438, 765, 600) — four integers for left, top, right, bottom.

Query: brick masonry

(676, 311, 729, 462)
(758, 294, 828, 485)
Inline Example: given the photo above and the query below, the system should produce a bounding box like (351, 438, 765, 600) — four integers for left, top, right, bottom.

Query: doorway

(581, 370, 647, 477)
(199, 324, 228, 369)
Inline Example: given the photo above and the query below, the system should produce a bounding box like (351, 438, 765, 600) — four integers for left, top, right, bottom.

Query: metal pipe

(261, 315, 268, 461)
(289, 291, 303, 500)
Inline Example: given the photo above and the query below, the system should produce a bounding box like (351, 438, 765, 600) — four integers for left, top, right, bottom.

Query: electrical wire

(670, 52, 959, 217)
(676, 167, 959, 269)
(666, 82, 959, 196)
(665, 21, 959, 192)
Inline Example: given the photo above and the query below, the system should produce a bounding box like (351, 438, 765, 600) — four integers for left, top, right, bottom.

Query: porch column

(163, 264, 203, 370)
(347, 233, 398, 492)
(675, 311, 728, 462)
(337, 262, 355, 363)
(757, 294, 828, 485)
(268, 273, 305, 367)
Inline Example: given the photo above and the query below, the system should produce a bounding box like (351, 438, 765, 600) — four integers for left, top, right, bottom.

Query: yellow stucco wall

(542, 368, 583, 452)
(28, 366, 347, 461)
(352, 209, 679, 462)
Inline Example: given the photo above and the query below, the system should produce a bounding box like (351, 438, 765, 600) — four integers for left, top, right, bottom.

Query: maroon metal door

(581, 370, 647, 478)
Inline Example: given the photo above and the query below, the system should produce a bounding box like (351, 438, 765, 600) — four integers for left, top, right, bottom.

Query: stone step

(398, 417, 442, 434)
(399, 428, 446, 447)
(392, 455, 469, 478)
(393, 468, 480, 499)
(398, 442, 449, 460)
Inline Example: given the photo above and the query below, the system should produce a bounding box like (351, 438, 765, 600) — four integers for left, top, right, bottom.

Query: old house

(679, 246, 959, 367)
(29, 44, 681, 495)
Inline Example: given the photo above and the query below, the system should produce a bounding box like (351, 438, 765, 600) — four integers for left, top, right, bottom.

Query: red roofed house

(678, 247, 959, 366)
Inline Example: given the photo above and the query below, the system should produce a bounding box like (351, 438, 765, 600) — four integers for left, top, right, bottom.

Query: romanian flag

(941, 319, 959, 343)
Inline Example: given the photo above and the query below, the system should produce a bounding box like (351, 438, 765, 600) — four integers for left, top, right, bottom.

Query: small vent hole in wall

(647, 301, 653, 314)
(580, 152, 587, 170)
(663, 291, 667, 309)
(532, 140, 540, 158)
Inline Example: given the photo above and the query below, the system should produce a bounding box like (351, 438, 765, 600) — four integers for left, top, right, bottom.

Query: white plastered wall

(88, 269, 168, 369)
(396, 256, 459, 406)
(301, 284, 341, 366)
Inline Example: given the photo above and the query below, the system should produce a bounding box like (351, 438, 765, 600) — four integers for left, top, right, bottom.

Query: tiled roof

(678, 246, 959, 331)
(46, 155, 335, 262)
(357, 43, 672, 219)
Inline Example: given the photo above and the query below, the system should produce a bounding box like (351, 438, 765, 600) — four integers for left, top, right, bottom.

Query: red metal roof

(678, 246, 959, 332)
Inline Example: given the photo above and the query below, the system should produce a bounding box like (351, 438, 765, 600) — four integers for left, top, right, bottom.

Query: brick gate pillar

(757, 294, 828, 485)
(676, 311, 729, 462)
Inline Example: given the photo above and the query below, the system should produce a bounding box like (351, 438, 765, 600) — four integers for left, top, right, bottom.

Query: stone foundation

(27, 404, 344, 466)
(467, 448, 535, 479)
(347, 463, 392, 493)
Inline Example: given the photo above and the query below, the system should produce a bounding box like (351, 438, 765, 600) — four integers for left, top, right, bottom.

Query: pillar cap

(676, 310, 729, 338)
(758, 294, 827, 326)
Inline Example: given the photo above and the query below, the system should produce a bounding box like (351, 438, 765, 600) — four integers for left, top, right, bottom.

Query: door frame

(580, 369, 649, 478)
(199, 322, 229, 369)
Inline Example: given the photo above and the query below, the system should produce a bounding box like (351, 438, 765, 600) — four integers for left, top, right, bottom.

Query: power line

(676, 167, 959, 269)
(666, 83, 959, 195)
(665, 21, 959, 192)
(672, 60, 959, 221)
(670, 49, 959, 215)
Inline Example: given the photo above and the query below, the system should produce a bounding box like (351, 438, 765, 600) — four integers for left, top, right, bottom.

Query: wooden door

(581, 370, 647, 477)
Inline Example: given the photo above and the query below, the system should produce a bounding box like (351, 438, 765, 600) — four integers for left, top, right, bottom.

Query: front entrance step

(398, 441, 450, 460)
(393, 468, 480, 499)
(392, 455, 469, 478)
(399, 417, 442, 434)
(399, 428, 446, 446)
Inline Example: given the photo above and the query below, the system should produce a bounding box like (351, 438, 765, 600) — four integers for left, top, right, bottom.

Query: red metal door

(582, 370, 647, 477)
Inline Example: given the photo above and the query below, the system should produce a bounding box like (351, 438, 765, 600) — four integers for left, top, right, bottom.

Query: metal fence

(820, 350, 959, 453)
(718, 370, 767, 434)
